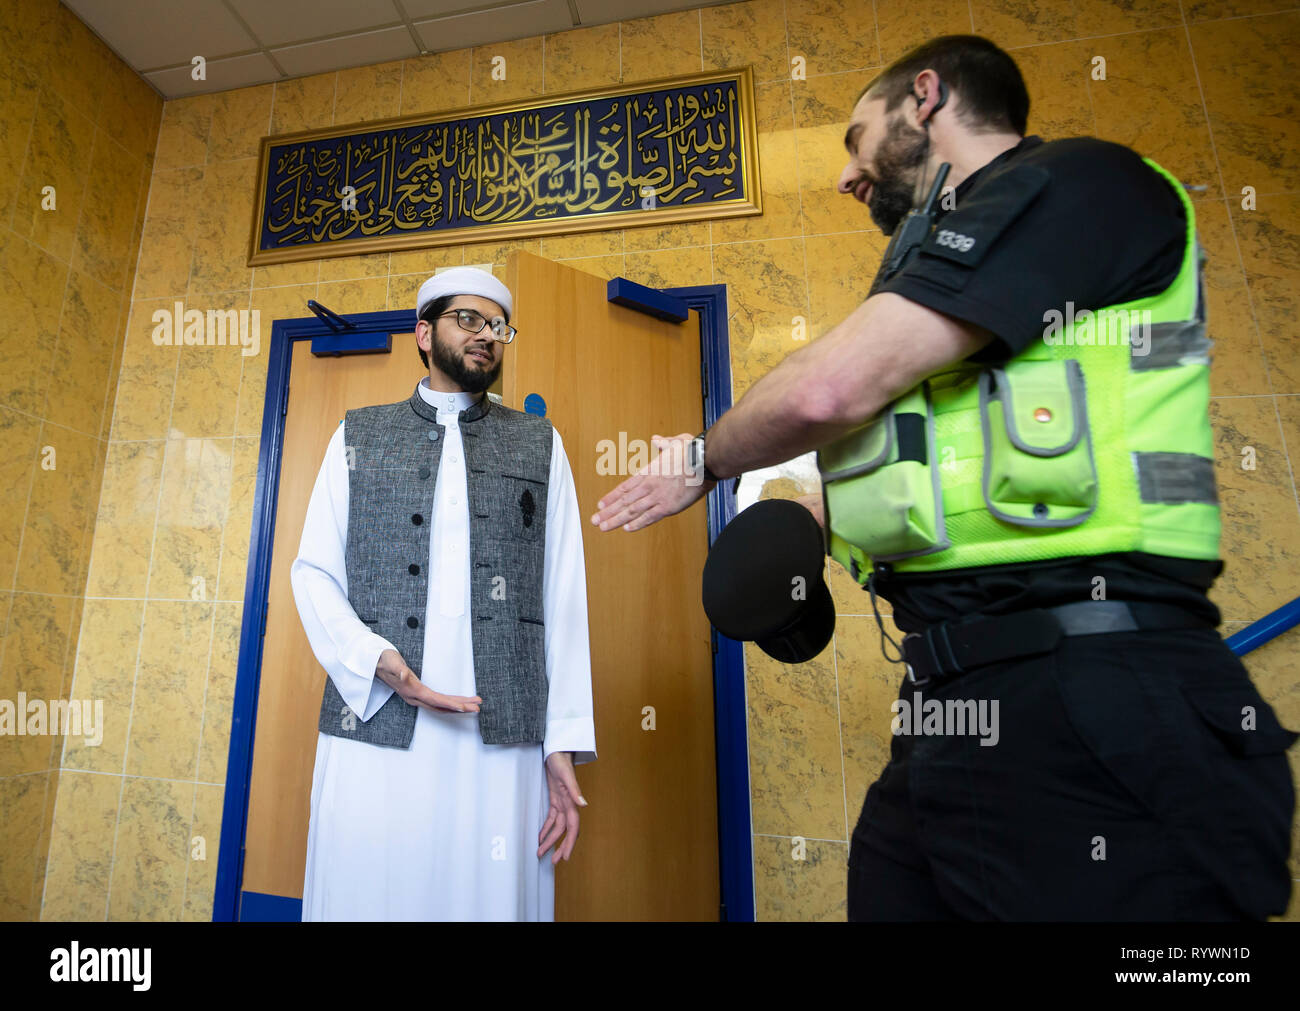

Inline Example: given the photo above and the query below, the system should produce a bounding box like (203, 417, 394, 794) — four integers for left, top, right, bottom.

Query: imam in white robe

(289, 381, 597, 921)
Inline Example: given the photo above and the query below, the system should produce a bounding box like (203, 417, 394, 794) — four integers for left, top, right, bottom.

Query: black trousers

(846, 627, 1297, 921)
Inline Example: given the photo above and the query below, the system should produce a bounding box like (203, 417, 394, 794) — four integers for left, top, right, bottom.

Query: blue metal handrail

(1226, 595, 1300, 656)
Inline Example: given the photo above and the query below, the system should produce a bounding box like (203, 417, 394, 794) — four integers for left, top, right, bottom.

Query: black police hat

(702, 498, 835, 664)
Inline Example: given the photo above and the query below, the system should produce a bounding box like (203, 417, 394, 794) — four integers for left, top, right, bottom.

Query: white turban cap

(416, 267, 513, 321)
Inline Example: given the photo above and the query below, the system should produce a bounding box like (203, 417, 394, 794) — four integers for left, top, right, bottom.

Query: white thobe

(289, 380, 597, 921)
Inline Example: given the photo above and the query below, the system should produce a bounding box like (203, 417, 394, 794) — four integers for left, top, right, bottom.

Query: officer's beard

(431, 331, 501, 394)
(868, 113, 932, 235)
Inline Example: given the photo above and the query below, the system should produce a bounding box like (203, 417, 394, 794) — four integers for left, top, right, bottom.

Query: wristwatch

(687, 432, 721, 483)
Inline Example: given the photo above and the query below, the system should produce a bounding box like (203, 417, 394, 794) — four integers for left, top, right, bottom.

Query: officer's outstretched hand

(590, 433, 715, 532)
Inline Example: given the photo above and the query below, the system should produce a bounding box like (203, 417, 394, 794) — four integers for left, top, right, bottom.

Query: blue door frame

(213, 281, 754, 922)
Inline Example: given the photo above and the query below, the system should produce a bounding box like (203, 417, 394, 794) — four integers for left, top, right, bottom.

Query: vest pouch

(980, 359, 1098, 527)
(817, 384, 947, 566)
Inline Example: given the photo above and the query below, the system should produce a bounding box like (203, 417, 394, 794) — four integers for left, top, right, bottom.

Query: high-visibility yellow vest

(819, 158, 1218, 583)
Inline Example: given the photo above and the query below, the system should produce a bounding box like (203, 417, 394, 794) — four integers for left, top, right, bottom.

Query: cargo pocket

(980, 359, 1098, 527)
(817, 384, 948, 565)
(1179, 680, 1298, 758)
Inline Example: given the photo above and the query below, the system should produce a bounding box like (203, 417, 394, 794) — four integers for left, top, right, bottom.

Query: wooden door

(238, 251, 719, 920)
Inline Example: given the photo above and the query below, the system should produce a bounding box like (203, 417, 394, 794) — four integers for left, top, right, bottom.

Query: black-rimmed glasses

(434, 308, 517, 344)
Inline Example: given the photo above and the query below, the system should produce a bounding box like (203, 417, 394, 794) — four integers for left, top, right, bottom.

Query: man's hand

(591, 433, 715, 532)
(538, 751, 587, 864)
(374, 648, 482, 713)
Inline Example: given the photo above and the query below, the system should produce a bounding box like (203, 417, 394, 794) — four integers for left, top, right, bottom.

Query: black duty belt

(902, 600, 1211, 689)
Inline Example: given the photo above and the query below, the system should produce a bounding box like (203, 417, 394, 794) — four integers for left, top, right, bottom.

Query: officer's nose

(837, 162, 860, 196)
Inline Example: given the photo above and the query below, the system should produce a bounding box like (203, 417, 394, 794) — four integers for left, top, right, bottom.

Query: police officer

(592, 34, 1297, 921)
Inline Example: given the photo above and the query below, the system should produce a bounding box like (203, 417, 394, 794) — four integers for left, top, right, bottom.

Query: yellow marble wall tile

(183, 782, 224, 919)
(804, 229, 889, 341)
(710, 237, 808, 398)
(541, 229, 623, 261)
(12, 88, 95, 264)
(270, 73, 336, 135)
(314, 276, 390, 315)
(702, 0, 789, 84)
(471, 37, 544, 103)
(553, 252, 625, 280)
(147, 438, 233, 602)
(1014, 40, 1096, 139)
(0, 230, 67, 416)
(786, 0, 880, 77)
(41, 2, 115, 119)
(73, 139, 148, 293)
(100, 294, 135, 442)
(40, 769, 121, 919)
(318, 251, 391, 283)
(1232, 193, 1300, 395)
(133, 167, 203, 300)
(1185, 0, 1297, 21)
(154, 94, 213, 171)
(45, 269, 121, 438)
(108, 298, 179, 442)
(169, 293, 250, 441)
(459, 235, 542, 266)
(1088, 28, 1221, 200)
(792, 68, 874, 238)
(835, 612, 908, 827)
(752, 835, 847, 921)
(217, 439, 259, 604)
(620, 9, 702, 83)
(1077, 0, 1183, 33)
(1194, 199, 1272, 398)
(0, 409, 41, 587)
(712, 82, 799, 243)
(387, 273, 423, 312)
(623, 244, 713, 288)
(0, 593, 75, 776)
(335, 60, 404, 126)
(189, 159, 258, 295)
(96, 53, 161, 159)
(1206, 396, 1300, 622)
(0, 773, 52, 920)
(390, 245, 465, 276)
(126, 599, 211, 780)
(0, 58, 40, 228)
(84, 440, 165, 599)
(251, 259, 319, 290)
(875, 0, 973, 65)
(401, 50, 471, 115)
(61, 598, 142, 773)
(542, 24, 621, 94)
(208, 84, 273, 162)
(622, 219, 711, 252)
(197, 603, 242, 786)
(970, 0, 1077, 49)
(106, 775, 193, 920)
(746, 639, 847, 839)
(15, 424, 99, 596)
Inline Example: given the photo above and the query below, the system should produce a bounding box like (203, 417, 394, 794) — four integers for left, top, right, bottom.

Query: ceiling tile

(411, 0, 571, 53)
(572, 0, 709, 22)
(146, 50, 280, 99)
(64, 0, 258, 69)
(228, 0, 404, 47)
(270, 25, 420, 77)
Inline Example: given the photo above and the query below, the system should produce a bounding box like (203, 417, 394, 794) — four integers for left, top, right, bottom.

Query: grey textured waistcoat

(315, 387, 553, 747)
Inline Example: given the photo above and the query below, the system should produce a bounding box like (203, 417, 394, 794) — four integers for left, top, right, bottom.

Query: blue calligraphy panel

(251, 70, 759, 263)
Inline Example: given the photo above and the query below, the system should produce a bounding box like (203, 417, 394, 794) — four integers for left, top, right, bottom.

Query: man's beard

(867, 114, 931, 235)
(432, 332, 501, 393)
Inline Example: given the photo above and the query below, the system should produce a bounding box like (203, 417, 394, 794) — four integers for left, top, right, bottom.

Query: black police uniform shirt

(869, 135, 1223, 633)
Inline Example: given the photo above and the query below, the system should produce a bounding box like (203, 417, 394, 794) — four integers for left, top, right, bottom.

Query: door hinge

(261, 602, 268, 637)
(700, 356, 709, 399)
(282, 384, 289, 416)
